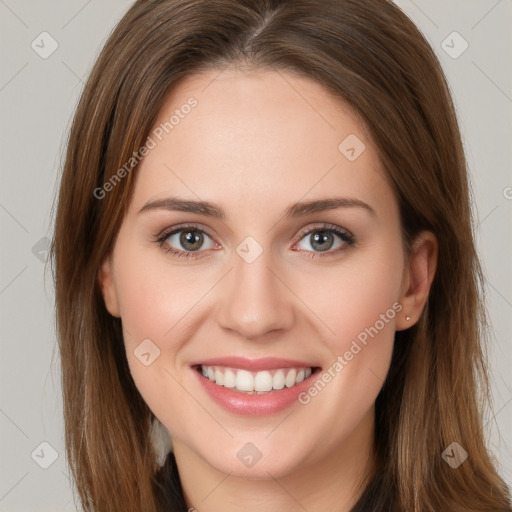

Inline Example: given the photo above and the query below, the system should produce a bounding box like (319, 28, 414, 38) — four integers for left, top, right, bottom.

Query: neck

(172, 408, 376, 512)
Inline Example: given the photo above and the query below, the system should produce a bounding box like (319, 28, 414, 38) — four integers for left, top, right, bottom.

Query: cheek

(294, 241, 403, 418)
(116, 260, 196, 427)
(299, 241, 404, 354)
(111, 245, 220, 419)
(114, 247, 210, 347)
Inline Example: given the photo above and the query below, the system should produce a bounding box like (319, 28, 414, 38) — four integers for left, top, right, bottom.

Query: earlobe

(97, 255, 121, 318)
(396, 231, 438, 331)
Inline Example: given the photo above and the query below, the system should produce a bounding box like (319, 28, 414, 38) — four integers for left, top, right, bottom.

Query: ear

(395, 230, 438, 331)
(97, 255, 121, 318)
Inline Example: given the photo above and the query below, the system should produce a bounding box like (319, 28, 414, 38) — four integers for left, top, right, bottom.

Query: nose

(216, 248, 295, 341)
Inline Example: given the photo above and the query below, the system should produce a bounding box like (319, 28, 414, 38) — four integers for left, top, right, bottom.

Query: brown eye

(173, 229, 205, 252)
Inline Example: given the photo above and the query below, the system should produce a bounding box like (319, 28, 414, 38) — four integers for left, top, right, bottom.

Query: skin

(98, 66, 438, 512)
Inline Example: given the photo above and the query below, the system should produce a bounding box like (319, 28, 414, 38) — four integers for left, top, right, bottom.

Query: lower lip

(193, 367, 321, 416)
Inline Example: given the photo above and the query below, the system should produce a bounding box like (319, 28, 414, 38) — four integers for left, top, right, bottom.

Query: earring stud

(406, 316, 411, 321)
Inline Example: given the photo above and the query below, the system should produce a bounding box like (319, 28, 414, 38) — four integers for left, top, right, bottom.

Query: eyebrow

(137, 196, 376, 219)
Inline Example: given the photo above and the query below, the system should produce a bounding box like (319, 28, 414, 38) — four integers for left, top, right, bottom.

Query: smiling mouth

(194, 365, 321, 394)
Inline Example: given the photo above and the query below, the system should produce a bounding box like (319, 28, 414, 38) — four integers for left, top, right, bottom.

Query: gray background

(0, 1, 511, 510)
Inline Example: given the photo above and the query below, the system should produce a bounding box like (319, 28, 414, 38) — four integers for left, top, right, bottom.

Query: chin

(195, 437, 313, 480)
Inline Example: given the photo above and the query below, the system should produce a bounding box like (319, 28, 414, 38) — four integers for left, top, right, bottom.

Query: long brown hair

(50, 0, 511, 510)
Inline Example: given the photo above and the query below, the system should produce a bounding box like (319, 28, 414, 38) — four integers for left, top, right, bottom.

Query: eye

(156, 224, 218, 259)
(156, 222, 355, 260)
(293, 223, 355, 257)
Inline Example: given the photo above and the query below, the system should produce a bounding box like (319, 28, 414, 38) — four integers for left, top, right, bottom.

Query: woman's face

(99, 67, 414, 479)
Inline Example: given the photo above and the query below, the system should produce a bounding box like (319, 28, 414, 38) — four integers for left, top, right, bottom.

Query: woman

(50, 0, 512, 510)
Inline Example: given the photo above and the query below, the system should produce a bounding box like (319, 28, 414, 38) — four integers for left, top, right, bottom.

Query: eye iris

(311, 230, 334, 252)
(180, 230, 203, 251)
(169, 227, 343, 254)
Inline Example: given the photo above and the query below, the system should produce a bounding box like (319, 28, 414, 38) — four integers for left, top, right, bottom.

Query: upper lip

(191, 356, 319, 372)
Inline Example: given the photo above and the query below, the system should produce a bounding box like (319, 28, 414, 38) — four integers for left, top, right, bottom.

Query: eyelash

(155, 222, 355, 260)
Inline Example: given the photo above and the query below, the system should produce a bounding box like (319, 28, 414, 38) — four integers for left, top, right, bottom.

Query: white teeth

(199, 365, 315, 394)
(223, 369, 236, 388)
(214, 370, 224, 386)
(254, 371, 273, 392)
(272, 370, 285, 390)
(285, 368, 297, 388)
(235, 370, 254, 391)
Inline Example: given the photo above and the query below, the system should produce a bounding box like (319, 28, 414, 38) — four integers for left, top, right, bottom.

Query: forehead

(130, 67, 394, 218)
